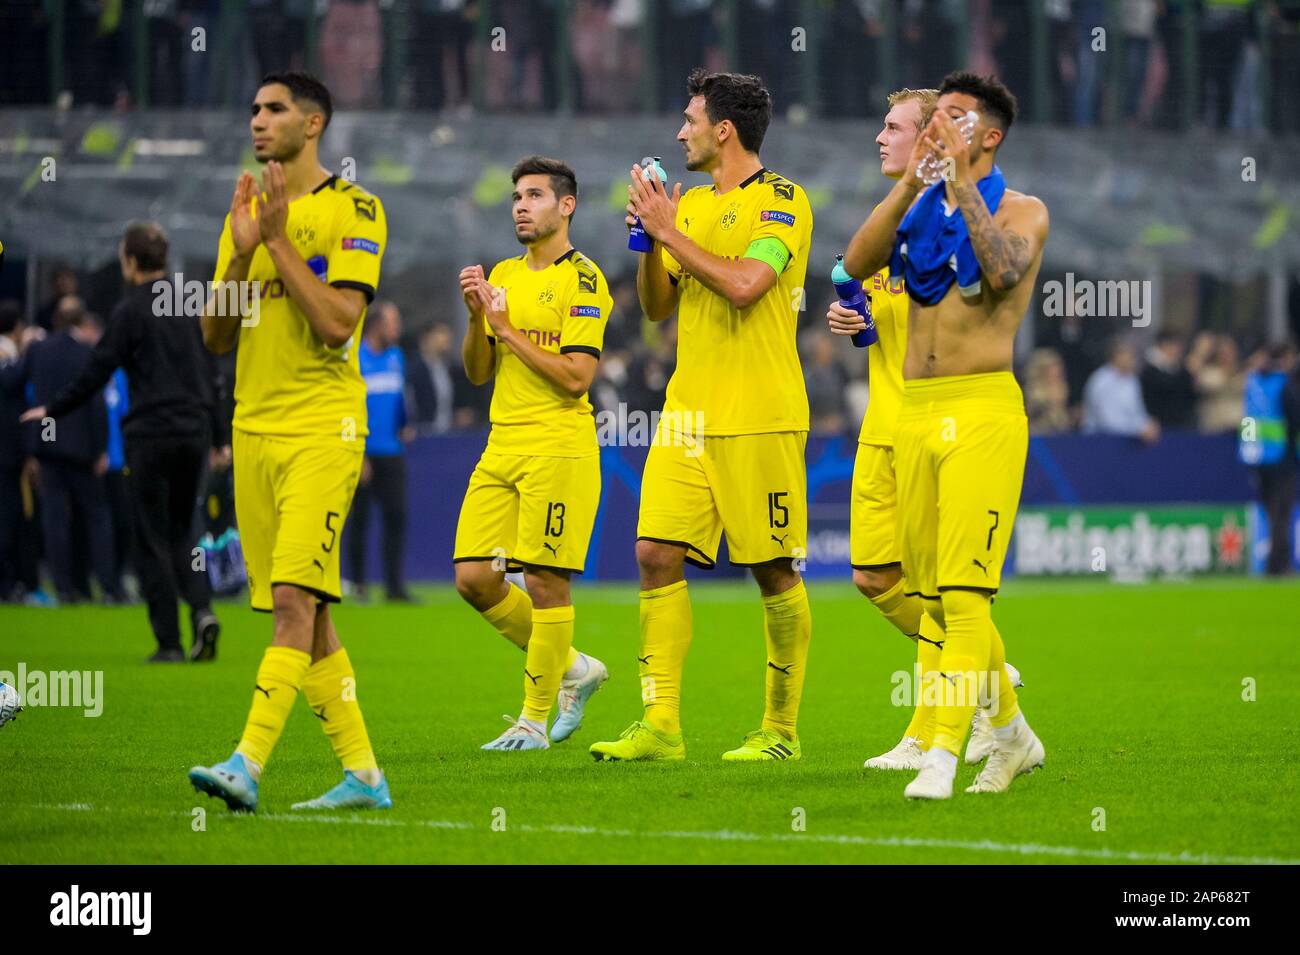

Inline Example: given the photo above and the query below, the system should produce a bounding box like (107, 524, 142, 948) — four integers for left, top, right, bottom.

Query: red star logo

(1217, 515, 1244, 568)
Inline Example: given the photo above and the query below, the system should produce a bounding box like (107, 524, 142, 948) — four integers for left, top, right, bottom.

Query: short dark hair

(511, 155, 578, 220)
(53, 296, 85, 332)
(686, 68, 772, 154)
(122, 220, 169, 272)
(939, 71, 1018, 138)
(0, 299, 21, 336)
(259, 71, 333, 132)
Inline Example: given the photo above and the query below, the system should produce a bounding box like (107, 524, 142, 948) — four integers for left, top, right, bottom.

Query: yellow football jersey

(858, 267, 909, 446)
(483, 248, 613, 457)
(660, 168, 812, 436)
(213, 174, 386, 440)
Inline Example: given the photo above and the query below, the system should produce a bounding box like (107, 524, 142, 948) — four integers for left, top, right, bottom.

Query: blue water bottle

(628, 157, 667, 253)
(832, 254, 877, 348)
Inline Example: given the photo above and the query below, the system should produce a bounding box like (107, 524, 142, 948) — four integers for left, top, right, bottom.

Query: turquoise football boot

(188, 753, 258, 812)
(291, 770, 393, 811)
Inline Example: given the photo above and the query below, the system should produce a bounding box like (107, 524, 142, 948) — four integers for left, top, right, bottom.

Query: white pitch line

(18, 803, 1299, 865)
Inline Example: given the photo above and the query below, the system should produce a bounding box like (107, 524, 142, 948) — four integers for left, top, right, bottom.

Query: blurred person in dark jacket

(407, 322, 457, 435)
(21, 223, 228, 662)
(12, 295, 123, 606)
(1140, 328, 1199, 430)
(0, 300, 41, 602)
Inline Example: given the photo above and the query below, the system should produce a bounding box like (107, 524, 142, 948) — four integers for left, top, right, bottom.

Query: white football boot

(904, 747, 958, 800)
(965, 715, 1044, 793)
(966, 661, 1025, 765)
(481, 715, 550, 751)
(864, 736, 926, 771)
(550, 652, 609, 743)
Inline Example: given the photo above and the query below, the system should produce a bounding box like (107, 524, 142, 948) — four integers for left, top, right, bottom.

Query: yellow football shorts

(850, 442, 903, 569)
(893, 372, 1028, 598)
(453, 449, 601, 574)
(637, 429, 808, 568)
(232, 429, 364, 612)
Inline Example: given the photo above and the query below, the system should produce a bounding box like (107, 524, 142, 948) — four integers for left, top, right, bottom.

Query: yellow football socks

(930, 588, 992, 757)
(302, 647, 378, 773)
(986, 620, 1022, 728)
(761, 580, 812, 742)
(522, 606, 575, 723)
(639, 580, 693, 736)
(906, 619, 944, 748)
(235, 645, 311, 772)
(868, 578, 945, 747)
(482, 583, 533, 651)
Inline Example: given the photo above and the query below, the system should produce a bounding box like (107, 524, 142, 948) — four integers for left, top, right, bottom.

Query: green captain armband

(743, 236, 791, 275)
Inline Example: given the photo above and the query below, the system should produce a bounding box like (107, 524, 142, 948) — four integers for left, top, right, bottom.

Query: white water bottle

(916, 110, 979, 185)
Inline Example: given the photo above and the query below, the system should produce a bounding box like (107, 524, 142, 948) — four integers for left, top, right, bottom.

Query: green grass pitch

(3, 577, 1298, 864)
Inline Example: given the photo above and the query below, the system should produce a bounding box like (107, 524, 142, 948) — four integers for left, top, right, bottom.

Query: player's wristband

(743, 236, 791, 275)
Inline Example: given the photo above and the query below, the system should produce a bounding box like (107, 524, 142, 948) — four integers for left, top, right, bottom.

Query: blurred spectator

(656, 0, 718, 112)
(143, 0, 184, 107)
(1024, 347, 1073, 434)
(1200, 0, 1253, 130)
(0, 1, 50, 105)
(735, 0, 800, 113)
(12, 297, 123, 604)
(408, 322, 457, 434)
(102, 366, 135, 596)
(1196, 334, 1248, 433)
(1269, 0, 1300, 134)
(319, 0, 382, 109)
(37, 266, 80, 332)
(1240, 341, 1298, 575)
(494, 0, 563, 111)
(569, 0, 646, 112)
(248, 1, 308, 79)
(69, 312, 128, 602)
(67, 0, 129, 108)
(1044, 0, 1077, 124)
(179, 0, 221, 107)
(1120, 0, 1157, 122)
(1072, 0, 1106, 126)
(350, 301, 416, 603)
(0, 301, 32, 601)
(625, 320, 676, 415)
(1082, 337, 1160, 442)
(818, 0, 881, 118)
(805, 335, 848, 434)
(1140, 328, 1198, 429)
(410, 0, 474, 112)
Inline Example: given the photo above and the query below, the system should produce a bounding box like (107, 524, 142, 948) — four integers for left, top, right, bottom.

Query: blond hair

(887, 88, 939, 130)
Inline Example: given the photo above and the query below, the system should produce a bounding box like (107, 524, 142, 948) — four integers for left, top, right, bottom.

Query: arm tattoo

(952, 180, 1032, 289)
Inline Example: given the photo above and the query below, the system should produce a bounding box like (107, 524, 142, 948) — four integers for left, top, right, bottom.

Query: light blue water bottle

(832, 254, 877, 348)
(628, 157, 667, 253)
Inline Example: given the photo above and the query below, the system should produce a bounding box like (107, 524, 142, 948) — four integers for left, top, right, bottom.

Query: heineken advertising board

(1010, 506, 1250, 580)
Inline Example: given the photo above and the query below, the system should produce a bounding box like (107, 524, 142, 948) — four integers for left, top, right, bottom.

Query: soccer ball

(0, 681, 21, 728)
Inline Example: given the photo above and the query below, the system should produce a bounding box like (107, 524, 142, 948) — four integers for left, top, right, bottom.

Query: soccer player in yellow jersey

(846, 72, 1049, 799)
(188, 73, 391, 812)
(590, 69, 814, 763)
(828, 90, 1023, 772)
(453, 156, 613, 751)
